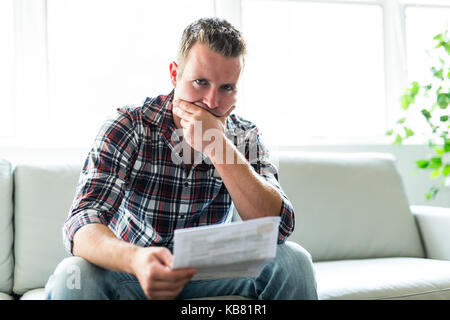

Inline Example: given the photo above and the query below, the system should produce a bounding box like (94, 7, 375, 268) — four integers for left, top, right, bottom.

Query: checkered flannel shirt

(63, 90, 295, 254)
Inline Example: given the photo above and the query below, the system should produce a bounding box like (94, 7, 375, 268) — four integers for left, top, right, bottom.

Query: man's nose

(203, 88, 219, 109)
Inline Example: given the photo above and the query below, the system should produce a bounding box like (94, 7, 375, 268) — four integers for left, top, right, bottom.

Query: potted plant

(387, 29, 449, 200)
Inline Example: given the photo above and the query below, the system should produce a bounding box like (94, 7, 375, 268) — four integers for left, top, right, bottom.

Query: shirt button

(184, 182, 189, 188)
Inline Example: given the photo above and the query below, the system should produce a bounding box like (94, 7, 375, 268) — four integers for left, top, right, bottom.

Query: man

(45, 17, 317, 300)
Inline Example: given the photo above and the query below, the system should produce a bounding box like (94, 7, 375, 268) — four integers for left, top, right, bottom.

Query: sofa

(1, 151, 450, 300)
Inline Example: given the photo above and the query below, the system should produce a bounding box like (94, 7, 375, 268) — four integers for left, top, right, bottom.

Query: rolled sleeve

(63, 109, 139, 254)
(63, 209, 109, 254)
(276, 192, 295, 244)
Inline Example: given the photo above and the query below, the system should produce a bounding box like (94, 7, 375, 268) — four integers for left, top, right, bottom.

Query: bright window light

(0, 0, 15, 138)
(4, 0, 448, 150)
(405, 6, 450, 83)
(239, 0, 385, 146)
(46, 0, 214, 148)
(404, 6, 450, 138)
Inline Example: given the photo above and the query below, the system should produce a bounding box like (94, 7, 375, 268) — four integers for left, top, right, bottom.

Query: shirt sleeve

(63, 109, 139, 254)
(242, 127, 295, 244)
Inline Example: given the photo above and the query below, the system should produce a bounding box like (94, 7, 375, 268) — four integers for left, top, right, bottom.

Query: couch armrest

(411, 205, 450, 260)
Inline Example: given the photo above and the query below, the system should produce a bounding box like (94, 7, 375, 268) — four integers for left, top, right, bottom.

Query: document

(172, 216, 280, 281)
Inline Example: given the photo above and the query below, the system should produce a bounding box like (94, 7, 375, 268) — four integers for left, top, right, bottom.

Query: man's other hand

(131, 246, 197, 300)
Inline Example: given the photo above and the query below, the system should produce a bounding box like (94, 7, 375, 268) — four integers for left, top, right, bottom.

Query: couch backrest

(277, 152, 424, 262)
(0, 159, 13, 294)
(9, 152, 426, 292)
(13, 163, 82, 295)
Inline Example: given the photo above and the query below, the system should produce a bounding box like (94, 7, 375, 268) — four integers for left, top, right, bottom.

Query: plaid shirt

(63, 90, 295, 254)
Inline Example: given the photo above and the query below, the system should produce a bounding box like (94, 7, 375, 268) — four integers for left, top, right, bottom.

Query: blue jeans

(44, 241, 318, 300)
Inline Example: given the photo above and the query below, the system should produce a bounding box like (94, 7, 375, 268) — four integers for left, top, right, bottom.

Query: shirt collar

(142, 90, 226, 170)
(142, 90, 176, 130)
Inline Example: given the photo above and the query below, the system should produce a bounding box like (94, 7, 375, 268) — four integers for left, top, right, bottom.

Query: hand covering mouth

(192, 101, 221, 117)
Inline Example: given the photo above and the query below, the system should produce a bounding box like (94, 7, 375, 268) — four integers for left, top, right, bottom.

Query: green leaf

(401, 93, 414, 110)
(432, 67, 444, 80)
(430, 157, 442, 169)
(386, 129, 394, 136)
(430, 168, 441, 179)
(433, 33, 444, 43)
(437, 93, 449, 109)
(396, 117, 406, 124)
(443, 164, 450, 177)
(393, 134, 402, 145)
(400, 82, 420, 110)
(421, 109, 432, 120)
(441, 115, 449, 122)
(416, 160, 429, 169)
(445, 139, 450, 152)
(404, 127, 414, 138)
(442, 41, 450, 55)
(434, 147, 445, 155)
(425, 186, 439, 200)
(434, 32, 450, 54)
(410, 81, 420, 96)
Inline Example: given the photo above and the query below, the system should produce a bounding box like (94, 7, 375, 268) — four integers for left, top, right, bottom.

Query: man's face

(170, 42, 242, 117)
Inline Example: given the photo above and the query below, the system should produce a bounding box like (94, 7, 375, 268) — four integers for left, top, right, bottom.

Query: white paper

(172, 216, 281, 281)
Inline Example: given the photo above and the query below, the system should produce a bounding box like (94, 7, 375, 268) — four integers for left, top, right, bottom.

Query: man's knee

(274, 241, 318, 298)
(279, 241, 314, 270)
(45, 256, 107, 299)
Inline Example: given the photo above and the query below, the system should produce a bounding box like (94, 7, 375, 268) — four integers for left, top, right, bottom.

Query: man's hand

(173, 99, 235, 156)
(131, 246, 197, 300)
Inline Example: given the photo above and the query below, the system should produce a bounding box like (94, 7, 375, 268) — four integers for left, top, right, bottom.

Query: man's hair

(176, 17, 247, 76)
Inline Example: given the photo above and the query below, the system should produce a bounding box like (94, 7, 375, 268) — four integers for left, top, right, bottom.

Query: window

(405, 6, 450, 83)
(2, 0, 450, 151)
(46, 0, 214, 148)
(403, 5, 450, 137)
(0, 0, 15, 138)
(239, 0, 385, 146)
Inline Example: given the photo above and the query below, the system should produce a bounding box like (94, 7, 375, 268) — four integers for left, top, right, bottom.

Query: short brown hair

(176, 17, 247, 75)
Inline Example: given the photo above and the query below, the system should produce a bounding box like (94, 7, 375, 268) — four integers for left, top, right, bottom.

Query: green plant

(387, 29, 450, 200)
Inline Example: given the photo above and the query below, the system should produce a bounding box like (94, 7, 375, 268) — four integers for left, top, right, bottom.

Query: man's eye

(194, 79, 207, 86)
(221, 85, 234, 91)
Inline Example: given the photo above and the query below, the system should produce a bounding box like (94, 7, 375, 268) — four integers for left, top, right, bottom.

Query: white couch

(1, 152, 450, 300)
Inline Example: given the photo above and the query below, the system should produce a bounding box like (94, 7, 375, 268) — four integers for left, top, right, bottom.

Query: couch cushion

(0, 292, 14, 300)
(20, 288, 46, 300)
(0, 159, 13, 294)
(315, 257, 450, 299)
(18, 287, 250, 300)
(278, 152, 424, 261)
(13, 163, 82, 295)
